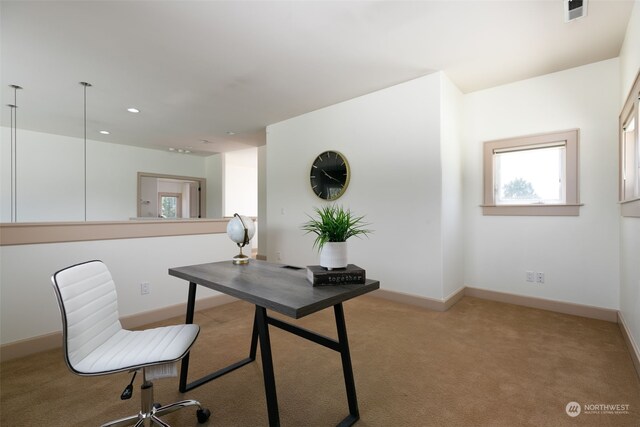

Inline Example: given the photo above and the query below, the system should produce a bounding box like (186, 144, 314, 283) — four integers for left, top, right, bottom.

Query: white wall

(205, 153, 224, 218)
(619, 0, 640, 357)
(462, 58, 621, 309)
(139, 176, 159, 217)
(0, 233, 239, 345)
(258, 145, 268, 257)
(440, 73, 465, 298)
(0, 128, 208, 221)
(224, 147, 258, 217)
(620, 0, 640, 102)
(1, 128, 84, 221)
(266, 73, 446, 298)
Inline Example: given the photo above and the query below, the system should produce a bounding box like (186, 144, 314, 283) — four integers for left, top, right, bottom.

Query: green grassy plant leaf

(301, 205, 373, 251)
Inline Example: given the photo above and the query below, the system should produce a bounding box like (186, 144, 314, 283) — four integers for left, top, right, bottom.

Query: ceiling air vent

(564, 0, 587, 22)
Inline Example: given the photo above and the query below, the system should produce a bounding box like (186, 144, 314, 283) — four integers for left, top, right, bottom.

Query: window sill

(620, 199, 640, 218)
(481, 204, 582, 216)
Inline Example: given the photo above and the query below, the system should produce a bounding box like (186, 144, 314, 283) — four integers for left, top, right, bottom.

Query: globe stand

(233, 244, 249, 265)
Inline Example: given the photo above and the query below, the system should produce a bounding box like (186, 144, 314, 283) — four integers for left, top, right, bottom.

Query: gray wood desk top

(169, 260, 380, 319)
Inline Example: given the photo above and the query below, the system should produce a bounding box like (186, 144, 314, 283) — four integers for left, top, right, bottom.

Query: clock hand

(322, 170, 341, 183)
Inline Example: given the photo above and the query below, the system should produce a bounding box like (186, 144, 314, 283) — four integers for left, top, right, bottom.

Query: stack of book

(306, 264, 366, 286)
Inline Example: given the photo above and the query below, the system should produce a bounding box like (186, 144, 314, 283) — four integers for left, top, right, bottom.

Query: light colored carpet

(1, 295, 639, 426)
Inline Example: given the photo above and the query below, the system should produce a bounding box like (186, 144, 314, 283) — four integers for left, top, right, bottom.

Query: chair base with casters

(102, 368, 210, 427)
(50, 260, 211, 427)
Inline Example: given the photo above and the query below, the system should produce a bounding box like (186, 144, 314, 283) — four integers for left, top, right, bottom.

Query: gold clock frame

(310, 150, 350, 201)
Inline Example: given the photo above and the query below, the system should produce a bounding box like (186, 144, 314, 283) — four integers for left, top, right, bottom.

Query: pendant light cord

(84, 83, 87, 221)
(8, 84, 22, 222)
(80, 82, 91, 221)
(9, 103, 15, 222)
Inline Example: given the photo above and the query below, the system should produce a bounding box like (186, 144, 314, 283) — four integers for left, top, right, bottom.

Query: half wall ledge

(0, 218, 230, 246)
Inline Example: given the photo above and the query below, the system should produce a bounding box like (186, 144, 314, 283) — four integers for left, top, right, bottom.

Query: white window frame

(619, 71, 640, 218)
(482, 129, 581, 216)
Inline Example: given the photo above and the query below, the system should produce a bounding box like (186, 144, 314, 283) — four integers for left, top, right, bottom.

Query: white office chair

(51, 260, 211, 427)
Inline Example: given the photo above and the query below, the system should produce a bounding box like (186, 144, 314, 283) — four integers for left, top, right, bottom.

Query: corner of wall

(439, 73, 465, 298)
(618, 0, 640, 374)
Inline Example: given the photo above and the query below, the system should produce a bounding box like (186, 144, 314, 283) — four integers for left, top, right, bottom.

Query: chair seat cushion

(71, 324, 199, 375)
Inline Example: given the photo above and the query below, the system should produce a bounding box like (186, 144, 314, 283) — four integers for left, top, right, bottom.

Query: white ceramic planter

(320, 242, 348, 270)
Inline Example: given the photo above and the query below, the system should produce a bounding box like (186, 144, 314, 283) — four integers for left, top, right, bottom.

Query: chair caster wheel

(153, 403, 162, 410)
(197, 408, 211, 423)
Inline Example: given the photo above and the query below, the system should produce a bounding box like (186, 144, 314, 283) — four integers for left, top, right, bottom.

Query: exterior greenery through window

(482, 129, 580, 216)
(502, 178, 537, 200)
(159, 193, 181, 218)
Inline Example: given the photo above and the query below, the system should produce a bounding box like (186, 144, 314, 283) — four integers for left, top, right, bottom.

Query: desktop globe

(227, 214, 256, 244)
(227, 214, 255, 264)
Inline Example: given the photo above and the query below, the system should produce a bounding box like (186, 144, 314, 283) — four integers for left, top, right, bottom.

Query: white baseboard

(464, 287, 618, 322)
(618, 311, 640, 381)
(371, 287, 465, 312)
(373, 285, 618, 322)
(0, 332, 63, 363)
(0, 293, 237, 362)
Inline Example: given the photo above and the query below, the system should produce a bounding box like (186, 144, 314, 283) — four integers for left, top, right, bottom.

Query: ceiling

(1, 0, 634, 156)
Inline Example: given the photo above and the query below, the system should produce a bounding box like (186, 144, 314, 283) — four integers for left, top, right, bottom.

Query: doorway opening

(137, 172, 206, 219)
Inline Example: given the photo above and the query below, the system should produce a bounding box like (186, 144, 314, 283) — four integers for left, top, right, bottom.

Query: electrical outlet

(526, 271, 535, 282)
(276, 251, 282, 261)
(140, 282, 151, 295)
(536, 272, 545, 284)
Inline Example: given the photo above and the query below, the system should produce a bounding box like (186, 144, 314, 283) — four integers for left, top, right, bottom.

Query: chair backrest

(51, 260, 123, 373)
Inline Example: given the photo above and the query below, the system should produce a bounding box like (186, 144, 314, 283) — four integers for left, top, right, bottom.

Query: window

(483, 129, 580, 216)
(159, 193, 181, 218)
(620, 71, 640, 217)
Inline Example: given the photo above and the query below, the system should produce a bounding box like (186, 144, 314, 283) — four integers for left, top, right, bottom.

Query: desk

(169, 260, 379, 427)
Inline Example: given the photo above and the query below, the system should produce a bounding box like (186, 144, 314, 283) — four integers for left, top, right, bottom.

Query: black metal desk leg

(334, 303, 359, 423)
(255, 306, 280, 427)
(179, 282, 198, 392)
(249, 311, 259, 360)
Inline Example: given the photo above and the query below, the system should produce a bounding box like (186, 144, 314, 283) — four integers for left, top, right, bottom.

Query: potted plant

(301, 205, 372, 270)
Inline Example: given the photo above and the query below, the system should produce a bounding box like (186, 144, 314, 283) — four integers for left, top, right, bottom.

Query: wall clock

(310, 150, 350, 200)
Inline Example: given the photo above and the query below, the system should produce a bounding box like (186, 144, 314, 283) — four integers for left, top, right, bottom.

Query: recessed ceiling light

(99, 130, 110, 135)
(185, 150, 191, 154)
(127, 108, 140, 113)
(226, 131, 235, 135)
(177, 149, 184, 153)
(201, 140, 212, 144)
(169, 147, 176, 152)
